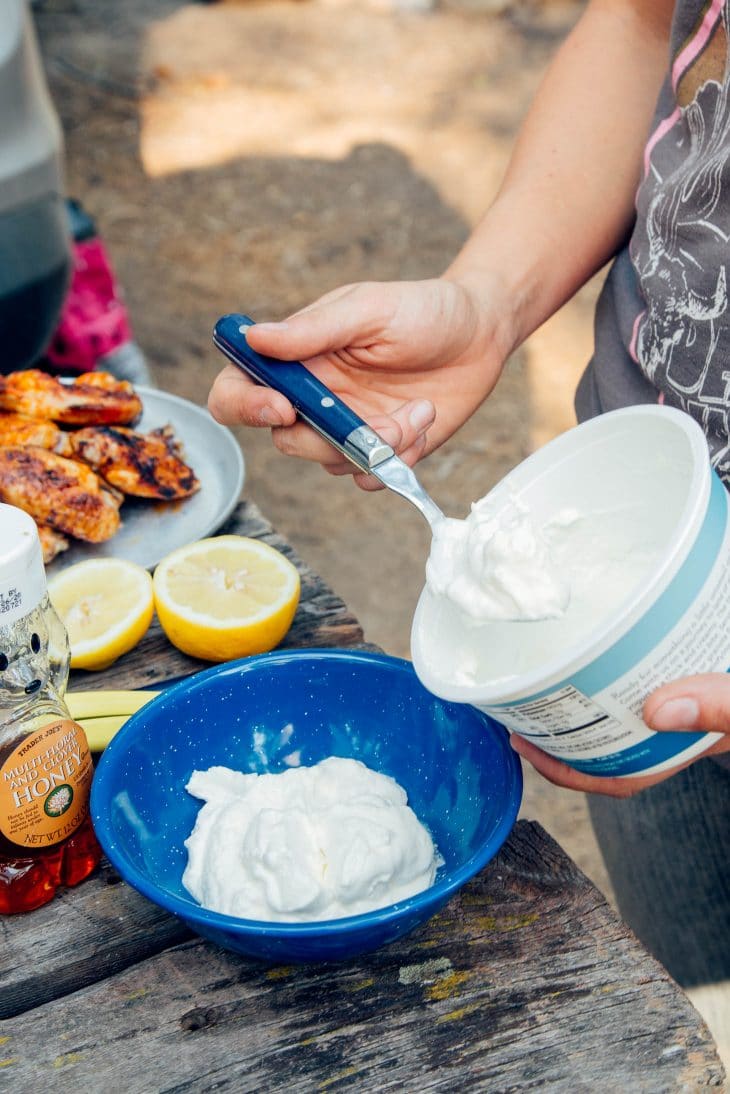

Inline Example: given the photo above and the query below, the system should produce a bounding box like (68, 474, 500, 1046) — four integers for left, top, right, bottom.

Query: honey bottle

(0, 504, 101, 913)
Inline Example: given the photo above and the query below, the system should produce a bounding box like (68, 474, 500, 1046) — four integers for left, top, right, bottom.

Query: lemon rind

(152, 537, 300, 630)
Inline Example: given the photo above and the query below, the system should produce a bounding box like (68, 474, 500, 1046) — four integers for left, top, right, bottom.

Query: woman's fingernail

(650, 697, 700, 730)
(409, 400, 435, 432)
(253, 322, 289, 333)
(260, 407, 283, 426)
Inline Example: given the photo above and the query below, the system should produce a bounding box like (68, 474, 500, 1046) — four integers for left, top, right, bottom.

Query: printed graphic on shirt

(629, 0, 730, 480)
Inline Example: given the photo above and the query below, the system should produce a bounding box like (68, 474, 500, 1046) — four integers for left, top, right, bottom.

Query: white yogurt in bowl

(412, 406, 730, 778)
(182, 757, 442, 922)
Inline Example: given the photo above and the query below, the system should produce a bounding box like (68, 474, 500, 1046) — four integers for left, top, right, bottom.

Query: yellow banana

(77, 715, 129, 753)
(66, 689, 160, 721)
(65, 690, 161, 751)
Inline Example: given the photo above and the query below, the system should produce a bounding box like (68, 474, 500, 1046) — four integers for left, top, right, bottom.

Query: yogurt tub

(411, 406, 729, 778)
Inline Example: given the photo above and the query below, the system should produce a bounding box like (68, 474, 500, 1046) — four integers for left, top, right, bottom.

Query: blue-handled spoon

(213, 314, 445, 530)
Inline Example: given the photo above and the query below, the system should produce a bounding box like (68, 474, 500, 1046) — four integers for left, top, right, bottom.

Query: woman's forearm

(446, 0, 674, 355)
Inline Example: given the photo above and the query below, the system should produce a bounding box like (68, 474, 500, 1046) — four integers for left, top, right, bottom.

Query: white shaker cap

(0, 504, 46, 626)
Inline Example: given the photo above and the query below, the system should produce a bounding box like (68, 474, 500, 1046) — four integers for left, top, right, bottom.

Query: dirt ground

(35, 0, 730, 1060)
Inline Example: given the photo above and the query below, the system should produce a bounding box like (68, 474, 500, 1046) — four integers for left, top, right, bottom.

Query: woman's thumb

(644, 673, 730, 734)
(245, 284, 376, 362)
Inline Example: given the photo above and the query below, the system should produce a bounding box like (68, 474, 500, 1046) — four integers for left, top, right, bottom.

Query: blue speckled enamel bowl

(91, 649, 522, 963)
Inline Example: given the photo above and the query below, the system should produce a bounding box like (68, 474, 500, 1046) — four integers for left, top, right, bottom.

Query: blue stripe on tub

(566, 729, 707, 776)
(492, 469, 728, 707)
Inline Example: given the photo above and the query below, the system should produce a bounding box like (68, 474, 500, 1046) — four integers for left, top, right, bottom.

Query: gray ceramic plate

(48, 387, 245, 573)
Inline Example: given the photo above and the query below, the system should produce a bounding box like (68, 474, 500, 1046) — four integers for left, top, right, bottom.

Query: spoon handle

(213, 313, 394, 474)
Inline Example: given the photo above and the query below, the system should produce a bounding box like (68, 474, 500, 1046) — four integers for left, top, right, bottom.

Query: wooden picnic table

(0, 500, 724, 1091)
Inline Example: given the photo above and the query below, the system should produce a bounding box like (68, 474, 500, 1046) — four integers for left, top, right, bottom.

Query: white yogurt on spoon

(419, 488, 660, 689)
(426, 495, 571, 623)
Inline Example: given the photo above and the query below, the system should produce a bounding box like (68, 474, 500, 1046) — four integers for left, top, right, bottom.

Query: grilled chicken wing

(0, 446, 122, 542)
(0, 370, 142, 426)
(0, 412, 72, 455)
(69, 424, 200, 499)
(36, 523, 70, 564)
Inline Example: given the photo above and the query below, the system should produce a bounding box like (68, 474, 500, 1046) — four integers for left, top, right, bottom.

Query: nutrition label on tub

(493, 686, 623, 742)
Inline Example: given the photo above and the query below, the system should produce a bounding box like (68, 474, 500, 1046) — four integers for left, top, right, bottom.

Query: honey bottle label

(0, 720, 94, 849)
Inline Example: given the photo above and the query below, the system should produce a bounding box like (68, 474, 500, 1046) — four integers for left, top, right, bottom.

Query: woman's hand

(208, 277, 511, 489)
(511, 673, 730, 798)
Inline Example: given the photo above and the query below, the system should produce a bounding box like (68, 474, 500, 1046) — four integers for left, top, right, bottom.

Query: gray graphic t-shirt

(576, 0, 730, 485)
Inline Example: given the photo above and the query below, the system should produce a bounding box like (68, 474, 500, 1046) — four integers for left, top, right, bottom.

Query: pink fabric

(640, 0, 724, 183)
(45, 238, 133, 372)
(628, 308, 645, 363)
(641, 107, 681, 181)
(671, 0, 725, 91)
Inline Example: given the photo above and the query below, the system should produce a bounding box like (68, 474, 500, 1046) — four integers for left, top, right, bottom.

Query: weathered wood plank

(1, 824, 723, 1090)
(0, 859, 191, 1020)
(67, 499, 368, 694)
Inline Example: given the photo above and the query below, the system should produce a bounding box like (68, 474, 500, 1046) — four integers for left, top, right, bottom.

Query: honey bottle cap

(0, 504, 46, 627)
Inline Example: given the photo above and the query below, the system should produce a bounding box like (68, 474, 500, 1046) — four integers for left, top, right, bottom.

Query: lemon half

(152, 535, 300, 662)
(49, 558, 154, 671)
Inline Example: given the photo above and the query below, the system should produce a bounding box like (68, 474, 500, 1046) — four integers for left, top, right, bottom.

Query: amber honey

(0, 504, 101, 913)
